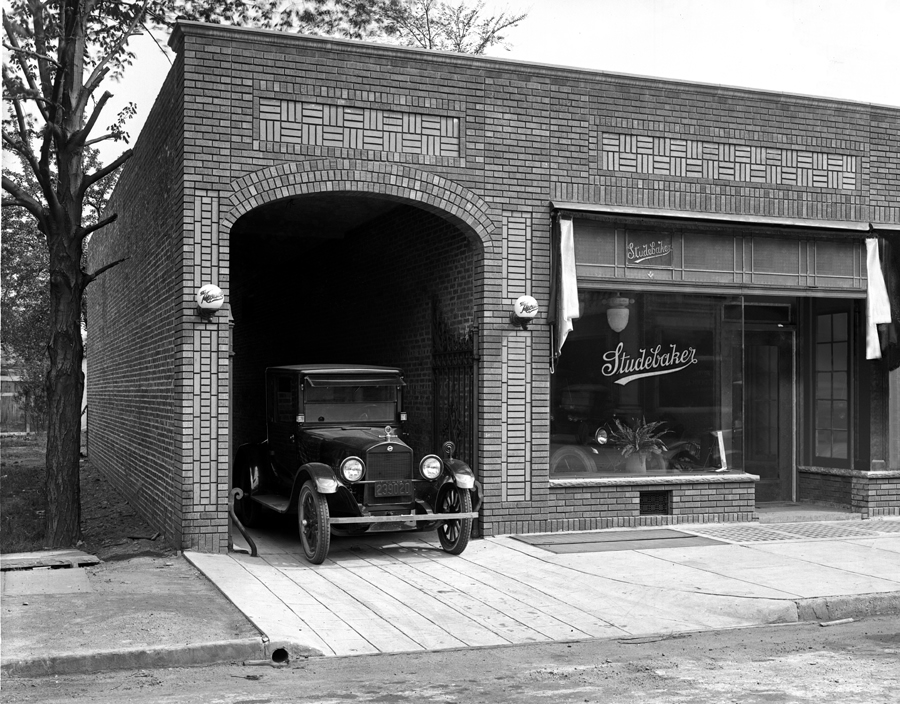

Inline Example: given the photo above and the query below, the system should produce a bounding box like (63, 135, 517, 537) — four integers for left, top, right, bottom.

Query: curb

(795, 591, 900, 623)
(0, 637, 310, 678)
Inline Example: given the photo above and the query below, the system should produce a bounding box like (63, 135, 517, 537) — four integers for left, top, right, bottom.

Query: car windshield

(304, 383, 396, 423)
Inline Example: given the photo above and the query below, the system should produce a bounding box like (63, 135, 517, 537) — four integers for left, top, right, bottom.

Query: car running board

(250, 494, 291, 513)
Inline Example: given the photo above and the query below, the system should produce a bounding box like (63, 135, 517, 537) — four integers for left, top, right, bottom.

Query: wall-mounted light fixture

(604, 294, 634, 333)
(196, 283, 225, 322)
(510, 295, 539, 330)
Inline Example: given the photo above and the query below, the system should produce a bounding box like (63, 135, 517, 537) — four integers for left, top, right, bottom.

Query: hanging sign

(625, 231, 673, 267)
(601, 342, 698, 385)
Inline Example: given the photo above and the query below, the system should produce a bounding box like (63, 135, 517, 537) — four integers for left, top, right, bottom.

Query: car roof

(267, 364, 404, 376)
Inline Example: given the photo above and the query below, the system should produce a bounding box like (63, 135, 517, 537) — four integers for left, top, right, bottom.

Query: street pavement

(3, 512, 900, 677)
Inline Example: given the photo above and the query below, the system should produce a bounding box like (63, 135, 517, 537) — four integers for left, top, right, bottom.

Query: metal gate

(432, 302, 478, 470)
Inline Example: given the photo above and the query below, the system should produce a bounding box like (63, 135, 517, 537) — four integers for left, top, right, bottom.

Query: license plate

(374, 480, 411, 497)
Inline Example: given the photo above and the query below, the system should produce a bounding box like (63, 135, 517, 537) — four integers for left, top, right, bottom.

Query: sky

(98, 0, 899, 163)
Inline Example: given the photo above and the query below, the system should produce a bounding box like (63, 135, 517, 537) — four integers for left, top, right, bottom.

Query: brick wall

(86, 55, 187, 547)
(487, 478, 756, 535)
(798, 470, 853, 508)
(88, 21, 899, 551)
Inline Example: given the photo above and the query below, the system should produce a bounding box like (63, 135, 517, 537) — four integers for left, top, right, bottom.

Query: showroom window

(550, 290, 743, 476)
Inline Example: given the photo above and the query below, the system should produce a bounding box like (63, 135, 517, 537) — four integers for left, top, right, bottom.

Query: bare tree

(384, 0, 527, 54)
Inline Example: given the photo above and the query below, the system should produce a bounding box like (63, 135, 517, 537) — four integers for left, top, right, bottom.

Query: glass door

(743, 329, 795, 502)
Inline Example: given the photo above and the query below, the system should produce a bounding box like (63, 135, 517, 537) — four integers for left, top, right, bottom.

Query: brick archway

(222, 159, 495, 247)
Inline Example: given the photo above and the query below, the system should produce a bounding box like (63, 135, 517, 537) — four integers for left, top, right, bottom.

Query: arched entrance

(222, 160, 494, 471)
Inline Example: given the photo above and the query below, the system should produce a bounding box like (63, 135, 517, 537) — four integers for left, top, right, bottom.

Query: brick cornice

(171, 21, 899, 115)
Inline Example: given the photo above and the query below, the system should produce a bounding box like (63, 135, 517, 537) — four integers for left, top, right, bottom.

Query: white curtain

(866, 237, 892, 359)
(556, 215, 580, 357)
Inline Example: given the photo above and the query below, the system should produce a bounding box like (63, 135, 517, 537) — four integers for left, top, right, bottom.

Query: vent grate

(639, 490, 671, 516)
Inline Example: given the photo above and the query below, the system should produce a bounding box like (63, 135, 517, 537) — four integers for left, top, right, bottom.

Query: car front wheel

(298, 481, 330, 564)
(437, 486, 472, 555)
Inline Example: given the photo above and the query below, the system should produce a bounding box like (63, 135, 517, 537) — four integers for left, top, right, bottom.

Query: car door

(267, 372, 300, 485)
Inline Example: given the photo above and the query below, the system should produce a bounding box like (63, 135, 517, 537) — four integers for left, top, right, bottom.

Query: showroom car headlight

(340, 457, 366, 482)
(594, 428, 609, 445)
(419, 455, 443, 480)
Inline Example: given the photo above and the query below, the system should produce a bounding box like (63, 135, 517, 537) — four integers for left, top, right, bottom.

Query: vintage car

(231, 364, 480, 564)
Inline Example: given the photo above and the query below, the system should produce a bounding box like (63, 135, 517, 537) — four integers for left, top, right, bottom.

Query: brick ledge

(550, 472, 759, 488)
(799, 466, 900, 479)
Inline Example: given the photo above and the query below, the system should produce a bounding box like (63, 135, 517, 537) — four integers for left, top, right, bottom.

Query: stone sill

(550, 472, 759, 488)
(799, 466, 900, 479)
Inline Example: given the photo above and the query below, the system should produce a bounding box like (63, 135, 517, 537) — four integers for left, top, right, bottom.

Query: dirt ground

(1, 437, 176, 560)
(4, 616, 899, 703)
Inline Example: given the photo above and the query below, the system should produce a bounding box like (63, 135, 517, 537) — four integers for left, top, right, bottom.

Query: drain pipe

(229, 488, 258, 557)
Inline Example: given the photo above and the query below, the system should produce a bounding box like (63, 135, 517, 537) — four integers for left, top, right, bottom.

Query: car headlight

(340, 457, 365, 482)
(594, 428, 609, 445)
(419, 455, 443, 480)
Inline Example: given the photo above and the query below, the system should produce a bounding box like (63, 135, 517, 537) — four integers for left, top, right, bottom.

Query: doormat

(512, 529, 726, 554)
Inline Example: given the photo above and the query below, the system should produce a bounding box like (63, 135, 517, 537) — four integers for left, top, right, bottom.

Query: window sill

(549, 472, 760, 488)
(799, 466, 900, 479)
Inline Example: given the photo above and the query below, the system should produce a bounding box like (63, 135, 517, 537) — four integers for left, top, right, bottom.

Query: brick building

(87, 21, 900, 553)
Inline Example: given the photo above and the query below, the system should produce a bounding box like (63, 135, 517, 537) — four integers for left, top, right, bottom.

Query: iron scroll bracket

(229, 487, 259, 557)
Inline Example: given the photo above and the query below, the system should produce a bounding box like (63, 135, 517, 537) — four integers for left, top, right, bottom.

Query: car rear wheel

(233, 451, 261, 528)
(437, 486, 472, 555)
(298, 481, 330, 564)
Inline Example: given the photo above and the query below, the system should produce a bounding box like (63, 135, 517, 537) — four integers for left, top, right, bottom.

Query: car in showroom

(231, 364, 480, 564)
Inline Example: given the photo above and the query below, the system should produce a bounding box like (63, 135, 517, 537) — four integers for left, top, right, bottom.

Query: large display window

(551, 290, 750, 477)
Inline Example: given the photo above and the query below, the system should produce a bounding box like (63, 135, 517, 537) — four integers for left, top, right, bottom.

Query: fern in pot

(609, 417, 668, 473)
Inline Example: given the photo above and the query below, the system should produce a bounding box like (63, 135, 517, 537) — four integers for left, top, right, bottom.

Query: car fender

(444, 459, 476, 490)
(293, 462, 339, 499)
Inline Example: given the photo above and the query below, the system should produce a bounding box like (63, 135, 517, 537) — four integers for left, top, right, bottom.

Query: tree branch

(79, 0, 150, 115)
(29, 0, 57, 97)
(72, 90, 112, 149)
(84, 256, 129, 287)
(1, 41, 62, 68)
(1, 174, 46, 228)
(2, 130, 40, 177)
(79, 148, 132, 198)
(1, 89, 41, 175)
(76, 212, 117, 243)
(83, 131, 120, 146)
(3, 12, 51, 123)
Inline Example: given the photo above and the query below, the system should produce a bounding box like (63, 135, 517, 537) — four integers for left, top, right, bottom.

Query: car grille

(366, 444, 413, 481)
(364, 444, 414, 505)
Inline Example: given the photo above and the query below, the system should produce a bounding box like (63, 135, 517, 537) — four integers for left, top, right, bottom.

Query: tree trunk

(41, 0, 89, 548)
(43, 228, 86, 547)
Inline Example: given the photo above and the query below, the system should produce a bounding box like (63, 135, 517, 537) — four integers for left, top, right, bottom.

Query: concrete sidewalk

(189, 517, 900, 658)
(1, 553, 269, 678)
(3, 517, 899, 676)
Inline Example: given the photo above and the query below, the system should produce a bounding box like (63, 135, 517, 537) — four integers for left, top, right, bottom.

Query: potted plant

(609, 417, 668, 473)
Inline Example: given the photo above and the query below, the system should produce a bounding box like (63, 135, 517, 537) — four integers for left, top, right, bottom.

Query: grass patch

(1, 436, 47, 553)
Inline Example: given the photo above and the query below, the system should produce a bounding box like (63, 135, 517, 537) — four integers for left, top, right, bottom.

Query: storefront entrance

(743, 329, 795, 502)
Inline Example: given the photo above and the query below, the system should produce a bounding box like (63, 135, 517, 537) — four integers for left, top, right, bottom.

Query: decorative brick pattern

(600, 132, 858, 190)
(501, 213, 534, 503)
(184, 191, 231, 553)
(223, 159, 494, 243)
(258, 97, 460, 157)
